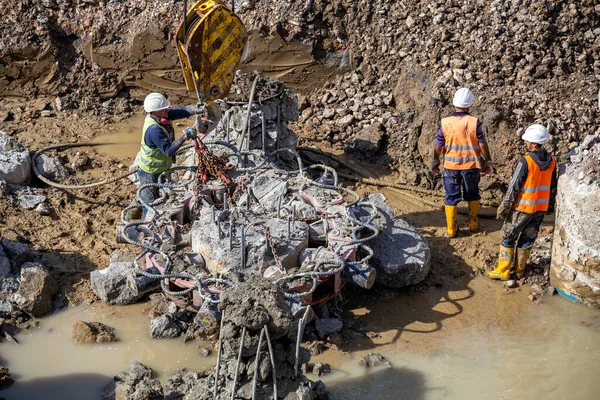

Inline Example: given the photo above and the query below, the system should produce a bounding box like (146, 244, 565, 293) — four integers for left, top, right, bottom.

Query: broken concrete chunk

(150, 314, 183, 339)
(90, 262, 140, 306)
(18, 194, 47, 210)
(73, 320, 119, 344)
(312, 362, 331, 377)
(102, 362, 163, 400)
(34, 153, 70, 182)
(315, 317, 343, 339)
(11, 262, 57, 317)
(359, 352, 392, 368)
(366, 194, 431, 288)
(0, 131, 31, 185)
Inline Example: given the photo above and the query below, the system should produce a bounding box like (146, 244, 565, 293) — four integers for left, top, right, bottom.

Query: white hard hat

(522, 124, 550, 145)
(143, 93, 171, 113)
(453, 88, 474, 108)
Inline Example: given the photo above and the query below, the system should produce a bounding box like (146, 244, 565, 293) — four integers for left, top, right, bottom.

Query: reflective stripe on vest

(441, 115, 482, 170)
(513, 154, 556, 213)
(138, 115, 173, 174)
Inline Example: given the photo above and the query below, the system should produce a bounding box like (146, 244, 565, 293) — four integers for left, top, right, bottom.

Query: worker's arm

(167, 106, 195, 121)
(504, 157, 528, 206)
(497, 156, 528, 219)
(477, 122, 493, 175)
(431, 126, 445, 173)
(145, 125, 186, 157)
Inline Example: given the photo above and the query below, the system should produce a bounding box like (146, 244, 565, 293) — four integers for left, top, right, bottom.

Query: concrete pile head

(551, 134, 600, 308)
(207, 75, 299, 156)
(212, 278, 324, 399)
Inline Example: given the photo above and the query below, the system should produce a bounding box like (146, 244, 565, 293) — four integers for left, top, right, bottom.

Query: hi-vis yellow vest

(513, 154, 556, 213)
(138, 115, 174, 174)
(441, 115, 482, 170)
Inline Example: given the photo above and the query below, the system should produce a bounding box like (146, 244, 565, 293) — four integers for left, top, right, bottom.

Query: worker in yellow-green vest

(136, 93, 197, 214)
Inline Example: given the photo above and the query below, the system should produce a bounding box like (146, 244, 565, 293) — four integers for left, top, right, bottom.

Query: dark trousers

(501, 209, 545, 249)
(137, 168, 159, 206)
(443, 168, 481, 206)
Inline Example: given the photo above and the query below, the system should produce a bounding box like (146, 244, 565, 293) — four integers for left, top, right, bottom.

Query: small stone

(73, 321, 119, 344)
(505, 280, 518, 288)
(528, 294, 536, 301)
(336, 114, 355, 128)
(35, 202, 51, 215)
(199, 347, 211, 357)
(322, 108, 336, 119)
(312, 362, 331, 377)
(19, 194, 47, 210)
(359, 352, 392, 368)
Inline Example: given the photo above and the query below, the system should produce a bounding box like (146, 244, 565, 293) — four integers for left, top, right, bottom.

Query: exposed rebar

(213, 310, 226, 398)
(231, 325, 247, 400)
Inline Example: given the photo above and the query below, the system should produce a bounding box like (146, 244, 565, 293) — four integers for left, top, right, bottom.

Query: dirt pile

(3, 1, 599, 200)
(0, 0, 186, 108)
(238, 0, 600, 198)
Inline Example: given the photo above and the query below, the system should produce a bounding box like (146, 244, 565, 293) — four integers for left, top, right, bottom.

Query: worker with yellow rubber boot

(489, 124, 557, 280)
(431, 88, 493, 237)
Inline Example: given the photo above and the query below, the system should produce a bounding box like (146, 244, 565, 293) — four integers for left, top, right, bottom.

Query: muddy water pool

(313, 278, 600, 399)
(1, 277, 599, 399)
(0, 303, 215, 399)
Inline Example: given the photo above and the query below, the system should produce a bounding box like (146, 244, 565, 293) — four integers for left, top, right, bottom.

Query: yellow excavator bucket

(176, 0, 248, 102)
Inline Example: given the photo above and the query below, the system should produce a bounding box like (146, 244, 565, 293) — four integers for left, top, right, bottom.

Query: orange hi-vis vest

(441, 115, 482, 170)
(513, 154, 556, 213)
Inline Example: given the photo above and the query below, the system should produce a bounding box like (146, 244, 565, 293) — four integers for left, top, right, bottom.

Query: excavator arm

(176, 0, 248, 103)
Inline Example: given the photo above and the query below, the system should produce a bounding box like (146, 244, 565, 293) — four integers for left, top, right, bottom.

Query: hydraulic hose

(31, 143, 136, 190)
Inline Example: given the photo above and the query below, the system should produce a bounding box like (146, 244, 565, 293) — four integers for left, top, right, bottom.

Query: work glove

(496, 202, 511, 220)
(197, 117, 210, 134)
(183, 126, 197, 140)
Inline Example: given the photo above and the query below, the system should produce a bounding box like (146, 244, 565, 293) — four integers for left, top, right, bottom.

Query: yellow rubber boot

(488, 245, 514, 281)
(468, 200, 480, 232)
(444, 205, 458, 238)
(515, 247, 531, 279)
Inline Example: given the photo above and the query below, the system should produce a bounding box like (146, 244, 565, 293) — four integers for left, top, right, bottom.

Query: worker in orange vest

(431, 88, 493, 237)
(489, 124, 557, 280)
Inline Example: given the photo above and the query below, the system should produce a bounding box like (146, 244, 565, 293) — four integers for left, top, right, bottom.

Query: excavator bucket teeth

(176, 0, 248, 101)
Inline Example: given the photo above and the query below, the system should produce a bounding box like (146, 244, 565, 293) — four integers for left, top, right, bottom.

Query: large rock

(73, 320, 119, 343)
(345, 123, 385, 157)
(90, 262, 140, 306)
(150, 314, 183, 339)
(366, 194, 431, 288)
(11, 262, 57, 317)
(0, 131, 31, 185)
(551, 135, 600, 308)
(33, 153, 70, 182)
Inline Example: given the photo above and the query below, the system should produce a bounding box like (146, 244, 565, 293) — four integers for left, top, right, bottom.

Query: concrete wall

(551, 135, 600, 308)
